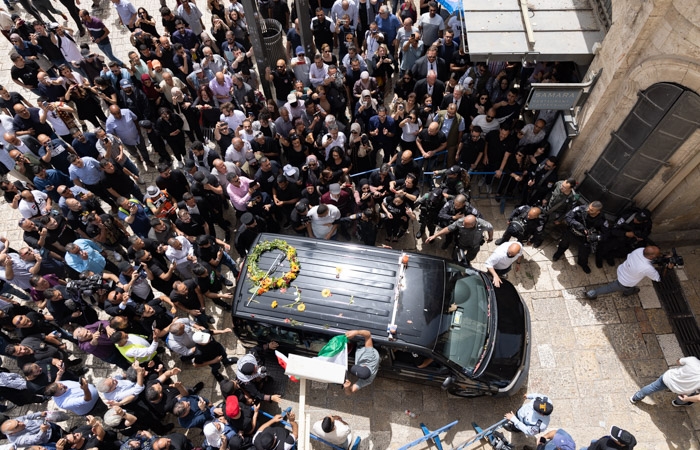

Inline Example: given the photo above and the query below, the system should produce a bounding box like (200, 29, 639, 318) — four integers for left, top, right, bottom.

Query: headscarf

(140, 73, 160, 100)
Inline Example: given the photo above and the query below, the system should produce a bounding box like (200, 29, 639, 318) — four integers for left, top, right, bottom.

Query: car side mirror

(441, 376, 454, 390)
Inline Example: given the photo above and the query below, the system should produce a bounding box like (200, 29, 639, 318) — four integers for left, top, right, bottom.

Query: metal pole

(240, 0, 274, 99)
(295, 0, 315, 55)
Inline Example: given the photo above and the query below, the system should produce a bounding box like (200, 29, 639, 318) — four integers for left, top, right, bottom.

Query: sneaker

(191, 381, 205, 394)
(552, 251, 564, 262)
(629, 396, 638, 404)
(585, 290, 597, 300)
(221, 277, 234, 287)
(622, 287, 641, 297)
(223, 357, 238, 366)
(495, 238, 504, 245)
(672, 398, 691, 407)
(581, 265, 591, 274)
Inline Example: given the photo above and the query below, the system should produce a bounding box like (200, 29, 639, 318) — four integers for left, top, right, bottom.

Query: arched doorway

(577, 83, 700, 217)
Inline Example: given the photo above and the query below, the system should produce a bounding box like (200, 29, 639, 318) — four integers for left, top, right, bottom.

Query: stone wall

(560, 0, 700, 244)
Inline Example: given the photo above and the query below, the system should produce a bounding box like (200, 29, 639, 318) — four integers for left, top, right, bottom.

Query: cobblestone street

(0, 1, 699, 449)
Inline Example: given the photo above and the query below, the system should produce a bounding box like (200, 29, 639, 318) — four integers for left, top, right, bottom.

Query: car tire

(448, 386, 488, 397)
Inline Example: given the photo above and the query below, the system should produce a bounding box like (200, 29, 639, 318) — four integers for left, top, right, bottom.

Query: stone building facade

(560, 0, 700, 244)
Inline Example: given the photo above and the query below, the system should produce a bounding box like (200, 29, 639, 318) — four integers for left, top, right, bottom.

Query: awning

(444, 0, 606, 64)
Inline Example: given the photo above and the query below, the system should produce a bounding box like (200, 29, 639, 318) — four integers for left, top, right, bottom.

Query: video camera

(653, 248, 684, 269)
(66, 274, 115, 297)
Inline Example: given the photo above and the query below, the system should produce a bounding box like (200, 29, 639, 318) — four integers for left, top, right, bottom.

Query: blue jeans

(589, 279, 637, 297)
(632, 375, 667, 402)
(0, 281, 29, 300)
(220, 251, 240, 276)
(118, 156, 140, 177)
(97, 40, 124, 66)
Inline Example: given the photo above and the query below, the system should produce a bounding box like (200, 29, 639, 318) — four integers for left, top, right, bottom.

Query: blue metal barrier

(396, 420, 460, 450)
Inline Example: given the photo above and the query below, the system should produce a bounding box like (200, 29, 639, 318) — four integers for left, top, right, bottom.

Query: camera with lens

(66, 274, 114, 297)
(587, 232, 602, 243)
(653, 247, 684, 269)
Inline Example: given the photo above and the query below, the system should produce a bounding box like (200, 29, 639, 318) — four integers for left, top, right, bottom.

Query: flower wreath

(247, 239, 300, 295)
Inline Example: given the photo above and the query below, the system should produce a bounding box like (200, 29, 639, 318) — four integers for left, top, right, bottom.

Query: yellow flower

(271, 301, 278, 308)
(321, 289, 332, 297)
(297, 303, 306, 312)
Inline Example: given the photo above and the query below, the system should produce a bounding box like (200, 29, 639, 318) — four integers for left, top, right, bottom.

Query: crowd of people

(0, 0, 685, 448)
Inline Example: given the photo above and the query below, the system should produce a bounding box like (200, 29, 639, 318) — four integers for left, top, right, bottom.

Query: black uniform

(553, 204, 610, 272)
(498, 205, 546, 247)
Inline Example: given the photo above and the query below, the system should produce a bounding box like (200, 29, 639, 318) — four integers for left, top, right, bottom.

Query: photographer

(586, 246, 670, 300)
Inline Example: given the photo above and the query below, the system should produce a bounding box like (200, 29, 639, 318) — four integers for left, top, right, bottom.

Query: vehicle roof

(233, 234, 447, 348)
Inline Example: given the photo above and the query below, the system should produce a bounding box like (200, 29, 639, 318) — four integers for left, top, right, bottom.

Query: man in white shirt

(484, 241, 523, 288)
(307, 203, 341, 239)
(331, 0, 358, 27)
(96, 365, 145, 407)
(17, 190, 51, 219)
(312, 415, 352, 448)
(165, 235, 196, 279)
(586, 246, 665, 300)
(631, 356, 700, 406)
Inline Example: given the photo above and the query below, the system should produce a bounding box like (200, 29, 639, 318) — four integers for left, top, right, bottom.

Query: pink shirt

(227, 176, 253, 211)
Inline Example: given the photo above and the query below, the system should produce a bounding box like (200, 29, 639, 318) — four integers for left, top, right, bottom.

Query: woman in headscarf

(140, 73, 162, 120)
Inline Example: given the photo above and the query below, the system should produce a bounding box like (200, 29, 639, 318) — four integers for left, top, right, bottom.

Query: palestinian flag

(315, 335, 348, 367)
(275, 350, 299, 382)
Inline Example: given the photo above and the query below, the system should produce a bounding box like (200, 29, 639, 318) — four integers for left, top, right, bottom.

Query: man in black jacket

(552, 201, 610, 274)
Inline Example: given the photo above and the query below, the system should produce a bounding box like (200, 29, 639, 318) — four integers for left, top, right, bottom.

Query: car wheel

(448, 386, 487, 397)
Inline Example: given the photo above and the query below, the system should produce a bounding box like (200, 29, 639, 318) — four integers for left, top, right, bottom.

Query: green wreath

(247, 239, 300, 295)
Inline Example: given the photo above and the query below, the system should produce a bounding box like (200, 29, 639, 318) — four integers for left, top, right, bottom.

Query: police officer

(522, 156, 558, 206)
(504, 393, 553, 436)
(552, 201, 609, 274)
(432, 165, 468, 200)
(541, 177, 578, 225)
(496, 205, 546, 247)
(426, 215, 493, 265)
(436, 194, 482, 249)
(414, 186, 445, 240)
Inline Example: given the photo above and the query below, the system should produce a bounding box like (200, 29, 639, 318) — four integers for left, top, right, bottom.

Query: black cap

(533, 397, 553, 416)
(240, 213, 254, 225)
(118, 261, 132, 273)
(139, 120, 153, 129)
(240, 362, 256, 375)
(350, 364, 371, 379)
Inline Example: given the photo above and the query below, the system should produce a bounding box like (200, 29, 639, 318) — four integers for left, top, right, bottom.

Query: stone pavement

(0, 1, 699, 449)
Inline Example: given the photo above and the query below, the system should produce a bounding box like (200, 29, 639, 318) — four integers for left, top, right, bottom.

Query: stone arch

(570, 56, 700, 181)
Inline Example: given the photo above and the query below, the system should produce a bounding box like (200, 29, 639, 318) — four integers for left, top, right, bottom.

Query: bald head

(463, 215, 477, 228)
(508, 242, 522, 257)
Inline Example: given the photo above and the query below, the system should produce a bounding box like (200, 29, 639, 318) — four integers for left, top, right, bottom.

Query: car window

(235, 319, 302, 346)
(434, 264, 490, 373)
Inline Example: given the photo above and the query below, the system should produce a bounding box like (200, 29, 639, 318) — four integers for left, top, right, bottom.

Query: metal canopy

(461, 0, 606, 64)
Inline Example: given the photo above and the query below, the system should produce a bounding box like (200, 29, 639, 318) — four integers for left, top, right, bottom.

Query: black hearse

(231, 234, 530, 397)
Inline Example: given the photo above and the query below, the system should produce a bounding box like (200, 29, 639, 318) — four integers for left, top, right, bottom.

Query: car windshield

(434, 263, 490, 373)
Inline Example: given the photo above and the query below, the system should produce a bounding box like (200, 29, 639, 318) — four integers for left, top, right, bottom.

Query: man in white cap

(203, 420, 237, 450)
(283, 93, 305, 120)
(186, 63, 214, 92)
